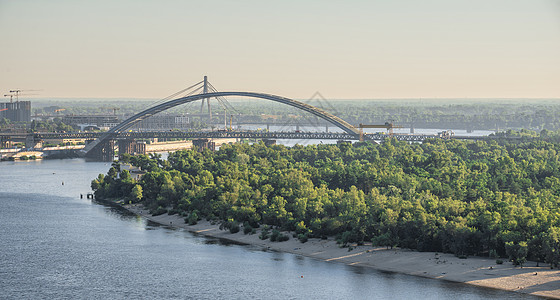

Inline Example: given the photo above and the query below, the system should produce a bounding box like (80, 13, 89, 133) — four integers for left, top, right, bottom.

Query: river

(0, 159, 537, 299)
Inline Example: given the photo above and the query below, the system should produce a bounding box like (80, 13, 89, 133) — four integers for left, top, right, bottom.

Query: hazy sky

(1, 0, 559, 99)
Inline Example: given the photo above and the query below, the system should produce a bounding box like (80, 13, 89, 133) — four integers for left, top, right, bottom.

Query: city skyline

(1, 0, 559, 100)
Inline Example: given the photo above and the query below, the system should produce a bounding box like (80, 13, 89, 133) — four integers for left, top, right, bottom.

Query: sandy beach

(124, 203, 559, 299)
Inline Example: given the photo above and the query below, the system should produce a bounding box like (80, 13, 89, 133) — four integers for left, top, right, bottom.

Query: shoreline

(122, 203, 559, 299)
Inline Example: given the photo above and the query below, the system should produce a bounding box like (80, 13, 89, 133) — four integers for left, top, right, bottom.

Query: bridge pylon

(200, 76, 211, 118)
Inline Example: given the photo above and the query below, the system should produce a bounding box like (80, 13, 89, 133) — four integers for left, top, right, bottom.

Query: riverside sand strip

(125, 204, 560, 299)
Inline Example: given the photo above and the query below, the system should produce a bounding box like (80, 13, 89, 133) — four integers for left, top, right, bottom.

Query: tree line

(27, 99, 560, 132)
(92, 134, 560, 267)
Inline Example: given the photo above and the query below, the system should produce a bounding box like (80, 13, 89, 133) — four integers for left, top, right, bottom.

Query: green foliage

(99, 139, 560, 263)
(186, 211, 199, 225)
(269, 229, 289, 242)
(298, 233, 309, 243)
(270, 229, 280, 242)
(220, 219, 240, 234)
(243, 221, 254, 234)
(151, 206, 167, 216)
(130, 184, 143, 202)
(30, 118, 74, 132)
(259, 226, 270, 240)
(505, 241, 528, 267)
(90, 162, 137, 201)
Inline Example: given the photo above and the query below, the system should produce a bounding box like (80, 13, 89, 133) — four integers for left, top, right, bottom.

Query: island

(92, 134, 560, 298)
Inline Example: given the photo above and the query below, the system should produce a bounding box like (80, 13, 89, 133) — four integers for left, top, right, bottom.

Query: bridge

(36, 130, 441, 142)
(29, 130, 456, 160)
(66, 84, 371, 160)
(2, 78, 507, 161)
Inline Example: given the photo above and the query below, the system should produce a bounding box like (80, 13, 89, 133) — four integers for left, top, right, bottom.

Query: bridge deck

(32, 131, 498, 142)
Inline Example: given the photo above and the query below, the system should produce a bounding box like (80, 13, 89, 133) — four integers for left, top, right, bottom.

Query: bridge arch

(83, 92, 359, 154)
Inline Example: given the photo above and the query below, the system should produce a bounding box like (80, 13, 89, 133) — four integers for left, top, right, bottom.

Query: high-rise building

(0, 101, 31, 122)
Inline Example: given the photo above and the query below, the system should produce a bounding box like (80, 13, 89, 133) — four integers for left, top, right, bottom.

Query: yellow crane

(358, 122, 403, 141)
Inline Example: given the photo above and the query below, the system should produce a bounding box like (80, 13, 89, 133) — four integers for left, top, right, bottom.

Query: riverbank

(123, 203, 559, 299)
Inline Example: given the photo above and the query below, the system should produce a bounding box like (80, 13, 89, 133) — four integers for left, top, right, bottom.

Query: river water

(0, 159, 536, 299)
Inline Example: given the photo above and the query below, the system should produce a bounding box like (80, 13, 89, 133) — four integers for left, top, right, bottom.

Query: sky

(0, 0, 559, 100)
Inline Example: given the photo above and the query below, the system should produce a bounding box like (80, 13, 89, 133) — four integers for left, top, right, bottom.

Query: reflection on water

(0, 159, 538, 299)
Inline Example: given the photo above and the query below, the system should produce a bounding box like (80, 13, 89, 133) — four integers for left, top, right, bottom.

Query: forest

(92, 134, 560, 267)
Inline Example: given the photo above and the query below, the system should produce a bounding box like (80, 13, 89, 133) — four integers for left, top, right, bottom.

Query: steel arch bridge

(82, 91, 361, 155)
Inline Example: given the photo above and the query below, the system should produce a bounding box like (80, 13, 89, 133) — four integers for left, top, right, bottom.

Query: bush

(259, 227, 270, 240)
(243, 224, 253, 234)
(229, 223, 240, 233)
(186, 211, 199, 225)
(219, 219, 239, 233)
(277, 234, 289, 242)
(270, 229, 280, 242)
(496, 259, 503, 264)
(337, 231, 361, 247)
(298, 233, 309, 243)
(151, 206, 167, 216)
(269, 229, 289, 242)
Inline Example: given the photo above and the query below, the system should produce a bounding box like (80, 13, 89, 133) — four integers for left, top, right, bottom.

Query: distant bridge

(79, 91, 364, 159)
(14, 80, 520, 160)
(35, 130, 442, 142)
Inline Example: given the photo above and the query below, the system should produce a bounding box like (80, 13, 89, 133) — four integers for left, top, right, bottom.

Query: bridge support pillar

(118, 139, 135, 156)
(86, 139, 115, 161)
(25, 134, 42, 149)
(118, 139, 146, 157)
(192, 138, 215, 152)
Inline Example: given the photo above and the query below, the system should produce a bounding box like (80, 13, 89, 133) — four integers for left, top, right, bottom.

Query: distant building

(0, 101, 31, 122)
(62, 114, 120, 129)
(61, 113, 191, 131)
(120, 164, 147, 181)
(130, 114, 190, 131)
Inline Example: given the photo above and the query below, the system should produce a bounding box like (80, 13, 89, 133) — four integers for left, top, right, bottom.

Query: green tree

(505, 241, 528, 267)
(130, 184, 143, 203)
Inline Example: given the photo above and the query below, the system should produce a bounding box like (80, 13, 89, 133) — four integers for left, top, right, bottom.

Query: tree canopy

(93, 137, 560, 267)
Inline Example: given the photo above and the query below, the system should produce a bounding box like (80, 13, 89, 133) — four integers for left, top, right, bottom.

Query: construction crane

(3, 94, 14, 103)
(9, 90, 22, 102)
(5, 89, 40, 103)
(358, 122, 403, 141)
